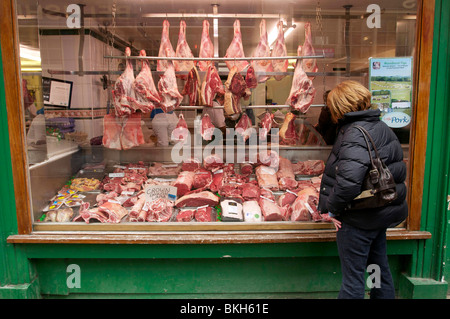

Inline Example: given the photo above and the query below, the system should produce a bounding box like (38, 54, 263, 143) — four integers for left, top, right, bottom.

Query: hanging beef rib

(182, 66, 202, 106)
(201, 64, 224, 107)
(259, 111, 274, 141)
(132, 50, 161, 113)
(112, 47, 135, 116)
(279, 112, 298, 145)
(224, 19, 249, 73)
(157, 59, 183, 113)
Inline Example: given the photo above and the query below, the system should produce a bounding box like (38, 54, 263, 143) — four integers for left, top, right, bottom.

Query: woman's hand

(330, 217, 342, 231)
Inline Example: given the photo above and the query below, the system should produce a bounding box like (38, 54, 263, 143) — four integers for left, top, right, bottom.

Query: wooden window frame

(1, 0, 432, 244)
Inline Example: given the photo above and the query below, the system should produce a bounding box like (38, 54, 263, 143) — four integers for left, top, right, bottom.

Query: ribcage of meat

(132, 50, 161, 113)
(271, 21, 289, 81)
(301, 22, 318, 78)
(201, 113, 216, 140)
(146, 198, 174, 222)
(157, 20, 176, 73)
(121, 113, 145, 150)
(259, 111, 274, 141)
(224, 19, 249, 73)
(277, 157, 298, 190)
(286, 45, 316, 113)
(174, 20, 194, 80)
(103, 114, 122, 150)
(198, 20, 214, 72)
(171, 113, 190, 144)
(252, 19, 273, 83)
(112, 47, 135, 117)
(279, 112, 298, 145)
(201, 64, 224, 107)
(235, 112, 253, 142)
(182, 66, 202, 106)
(223, 66, 246, 115)
(157, 60, 183, 112)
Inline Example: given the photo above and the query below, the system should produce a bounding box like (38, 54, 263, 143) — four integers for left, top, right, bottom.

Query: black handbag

(347, 125, 398, 210)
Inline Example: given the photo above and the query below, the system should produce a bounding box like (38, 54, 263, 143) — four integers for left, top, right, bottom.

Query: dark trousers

(336, 222, 395, 299)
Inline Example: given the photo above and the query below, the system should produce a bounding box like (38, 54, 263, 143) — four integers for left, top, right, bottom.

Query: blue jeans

(336, 222, 395, 299)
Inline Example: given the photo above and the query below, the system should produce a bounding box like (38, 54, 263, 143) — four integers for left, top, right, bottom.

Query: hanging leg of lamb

(120, 113, 145, 150)
(112, 47, 135, 116)
(279, 112, 298, 145)
(301, 22, 318, 79)
(286, 45, 316, 113)
(174, 20, 194, 80)
(252, 19, 273, 83)
(259, 111, 274, 141)
(271, 21, 289, 81)
(157, 59, 183, 113)
(132, 50, 161, 113)
(201, 113, 216, 141)
(235, 112, 253, 142)
(224, 19, 249, 73)
(171, 113, 190, 144)
(157, 19, 176, 74)
(102, 113, 122, 150)
(182, 66, 202, 106)
(201, 64, 224, 107)
(198, 19, 214, 72)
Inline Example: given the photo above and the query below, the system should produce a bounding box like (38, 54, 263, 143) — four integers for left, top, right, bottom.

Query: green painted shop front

(0, 0, 449, 299)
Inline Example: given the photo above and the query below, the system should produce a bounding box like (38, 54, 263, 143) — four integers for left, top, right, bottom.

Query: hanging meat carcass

(201, 113, 216, 140)
(171, 113, 190, 144)
(102, 113, 122, 150)
(235, 112, 253, 142)
(252, 19, 273, 83)
(157, 20, 176, 74)
(271, 21, 289, 81)
(279, 112, 298, 145)
(201, 64, 224, 107)
(174, 20, 195, 80)
(223, 66, 246, 116)
(245, 66, 257, 89)
(259, 111, 274, 141)
(157, 58, 183, 113)
(132, 50, 161, 113)
(112, 47, 135, 116)
(286, 45, 316, 113)
(301, 22, 319, 79)
(224, 19, 249, 73)
(182, 66, 202, 106)
(198, 20, 214, 72)
(120, 113, 145, 150)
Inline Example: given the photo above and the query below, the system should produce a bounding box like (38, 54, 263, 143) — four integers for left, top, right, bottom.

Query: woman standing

(318, 80, 408, 299)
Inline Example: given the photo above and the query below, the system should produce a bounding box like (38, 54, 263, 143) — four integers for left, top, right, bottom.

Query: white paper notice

(49, 81, 71, 107)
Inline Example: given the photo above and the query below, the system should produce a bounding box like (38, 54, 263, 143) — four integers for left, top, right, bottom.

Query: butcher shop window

(15, 0, 417, 231)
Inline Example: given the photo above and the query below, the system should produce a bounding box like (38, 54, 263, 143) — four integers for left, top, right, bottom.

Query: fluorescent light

(20, 45, 41, 62)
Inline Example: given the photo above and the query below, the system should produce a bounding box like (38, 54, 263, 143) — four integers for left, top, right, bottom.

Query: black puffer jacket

(318, 109, 408, 230)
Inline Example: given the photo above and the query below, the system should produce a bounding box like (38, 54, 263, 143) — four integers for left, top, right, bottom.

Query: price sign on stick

(144, 185, 177, 202)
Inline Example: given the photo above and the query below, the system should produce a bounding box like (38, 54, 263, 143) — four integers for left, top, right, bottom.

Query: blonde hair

(327, 81, 372, 123)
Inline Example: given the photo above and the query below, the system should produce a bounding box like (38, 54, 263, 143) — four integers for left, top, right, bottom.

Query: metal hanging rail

(103, 55, 326, 61)
(141, 13, 284, 19)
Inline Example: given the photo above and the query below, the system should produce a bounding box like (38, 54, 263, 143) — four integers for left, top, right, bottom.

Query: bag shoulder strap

(353, 125, 381, 165)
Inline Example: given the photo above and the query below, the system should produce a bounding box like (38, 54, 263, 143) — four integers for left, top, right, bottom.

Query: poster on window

(369, 57, 413, 128)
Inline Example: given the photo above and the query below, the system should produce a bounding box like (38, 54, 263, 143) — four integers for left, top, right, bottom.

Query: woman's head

(327, 80, 372, 123)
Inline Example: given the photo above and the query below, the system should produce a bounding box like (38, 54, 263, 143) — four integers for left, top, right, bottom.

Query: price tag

(144, 185, 178, 202)
(109, 172, 125, 178)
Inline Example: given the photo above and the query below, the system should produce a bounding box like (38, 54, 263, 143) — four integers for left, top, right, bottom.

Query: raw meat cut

(242, 182, 261, 201)
(243, 200, 262, 222)
(175, 191, 220, 208)
(257, 150, 280, 168)
(251, 19, 273, 83)
(245, 66, 258, 89)
(148, 162, 181, 176)
(171, 114, 190, 144)
(174, 170, 196, 197)
(271, 21, 289, 81)
(259, 196, 285, 221)
(201, 113, 216, 140)
(240, 162, 253, 176)
(301, 22, 318, 78)
(112, 47, 135, 116)
(259, 111, 274, 141)
(181, 158, 201, 171)
(201, 64, 224, 107)
(235, 113, 253, 142)
(223, 66, 246, 115)
(102, 114, 122, 150)
(132, 49, 161, 113)
(198, 20, 214, 72)
(121, 113, 145, 150)
(157, 20, 176, 73)
(255, 165, 279, 191)
(278, 190, 297, 207)
(224, 20, 249, 72)
(292, 160, 325, 175)
(174, 20, 195, 80)
(195, 206, 213, 222)
(193, 168, 213, 189)
(129, 197, 146, 221)
(219, 183, 243, 199)
(277, 156, 298, 190)
(279, 112, 298, 145)
(176, 208, 195, 222)
(182, 66, 202, 106)
(286, 45, 316, 113)
(157, 60, 183, 112)
(203, 154, 224, 170)
(291, 187, 322, 221)
(146, 198, 174, 222)
(74, 201, 128, 223)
